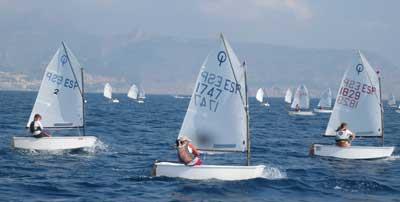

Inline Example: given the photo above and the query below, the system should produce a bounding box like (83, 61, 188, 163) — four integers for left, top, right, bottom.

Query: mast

(244, 61, 250, 166)
(220, 33, 250, 165)
(81, 67, 86, 136)
(378, 71, 384, 145)
(61, 41, 85, 133)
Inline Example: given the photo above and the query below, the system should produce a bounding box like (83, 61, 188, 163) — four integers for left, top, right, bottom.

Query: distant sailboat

(138, 86, 146, 103)
(127, 84, 145, 103)
(288, 85, 314, 116)
(12, 42, 97, 151)
(104, 83, 119, 103)
(284, 88, 293, 104)
(311, 51, 394, 159)
(173, 95, 189, 99)
(314, 88, 333, 113)
(388, 94, 396, 107)
(152, 34, 265, 180)
(396, 105, 400, 113)
(256, 88, 270, 107)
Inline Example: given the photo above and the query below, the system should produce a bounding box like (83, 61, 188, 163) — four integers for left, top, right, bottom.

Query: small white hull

(313, 108, 332, 114)
(137, 100, 144, 104)
(153, 162, 265, 181)
(311, 144, 394, 159)
(395, 109, 400, 113)
(12, 136, 97, 151)
(288, 111, 315, 116)
(112, 99, 119, 103)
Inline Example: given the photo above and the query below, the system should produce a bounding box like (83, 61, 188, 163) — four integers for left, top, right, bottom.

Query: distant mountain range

(0, 30, 399, 98)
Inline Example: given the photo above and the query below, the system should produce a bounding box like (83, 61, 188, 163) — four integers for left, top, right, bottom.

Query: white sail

(103, 83, 112, 99)
(127, 84, 139, 99)
(27, 42, 84, 128)
(178, 34, 248, 152)
(388, 94, 396, 106)
(256, 88, 264, 103)
(325, 51, 382, 137)
(290, 85, 310, 109)
(139, 86, 146, 99)
(284, 88, 292, 103)
(317, 88, 332, 108)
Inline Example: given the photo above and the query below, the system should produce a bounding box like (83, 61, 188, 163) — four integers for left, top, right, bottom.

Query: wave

(261, 165, 287, 179)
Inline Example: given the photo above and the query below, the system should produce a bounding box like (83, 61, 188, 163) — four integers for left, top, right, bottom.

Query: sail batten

(27, 43, 84, 128)
(178, 34, 247, 153)
(325, 51, 382, 137)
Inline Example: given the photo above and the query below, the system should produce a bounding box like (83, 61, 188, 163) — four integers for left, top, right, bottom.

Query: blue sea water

(1, 91, 400, 201)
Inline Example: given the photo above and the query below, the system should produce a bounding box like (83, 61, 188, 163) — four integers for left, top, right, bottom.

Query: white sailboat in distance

(12, 42, 97, 151)
(388, 93, 396, 107)
(256, 88, 270, 107)
(311, 51, 394, 159)
(138, 86, 146, 103)
(314, 88, 333, 113)
(284, 88, 293, 104)
(104, 83, 119, 103)
(288, 84, 314, 116)
(152, 34, 265, 180)
(127, 84, 145, 103)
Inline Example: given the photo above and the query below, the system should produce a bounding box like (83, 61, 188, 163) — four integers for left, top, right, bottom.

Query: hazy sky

(1, 0, 399, 64)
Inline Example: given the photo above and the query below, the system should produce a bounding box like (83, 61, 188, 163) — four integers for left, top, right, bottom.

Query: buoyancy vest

(177, 142, 195, 164)
(29, 121, 42, 134)
(335, 129, 352, 142)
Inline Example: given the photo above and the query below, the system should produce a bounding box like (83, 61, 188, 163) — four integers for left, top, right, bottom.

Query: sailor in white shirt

(335, 123, 355, 147)
(29, 114, 51, 138)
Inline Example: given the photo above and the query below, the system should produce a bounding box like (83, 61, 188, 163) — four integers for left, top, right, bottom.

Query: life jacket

(177, 142, 195, 165)
(29, 121, 41, 134)
(335, 130, 350, 142)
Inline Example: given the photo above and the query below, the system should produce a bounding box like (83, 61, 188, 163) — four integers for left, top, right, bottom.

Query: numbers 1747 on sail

(194, 71, 241, 112)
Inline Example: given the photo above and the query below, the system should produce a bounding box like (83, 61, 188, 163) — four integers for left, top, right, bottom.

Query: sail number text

(336, 78, 376, 109)
(45, 72, 79, 90)
(194, 70, 241, 112)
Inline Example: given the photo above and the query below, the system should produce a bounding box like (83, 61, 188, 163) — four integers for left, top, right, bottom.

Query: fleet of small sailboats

(104, 83, 120, 103)
(256, 88, 270, 107)
(311, 51, 394, 159)
(314, 88, 333, 113)
(288, 84, 314, 116)
(10, 36, 398, 182)
(12, 42, 97, 151)
(152, 34, 265, 180)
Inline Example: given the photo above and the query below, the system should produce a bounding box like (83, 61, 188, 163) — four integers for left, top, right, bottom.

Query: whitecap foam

(383, 155, 400, 161)
(261, 166, 287, 179)
(82, 139, 109, 154)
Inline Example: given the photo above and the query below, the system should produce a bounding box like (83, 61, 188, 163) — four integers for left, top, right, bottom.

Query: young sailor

(29, 114, 51, 138)
(295, 104, 300, 112)
(176, 136, 202, 166)
(335, 123, 355, 147)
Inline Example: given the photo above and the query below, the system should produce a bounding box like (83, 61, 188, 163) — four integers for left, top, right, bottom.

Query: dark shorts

(33, 133, 48, 138)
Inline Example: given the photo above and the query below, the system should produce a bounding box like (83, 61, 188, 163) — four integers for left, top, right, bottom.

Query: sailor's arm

(189, 143, 200, 157)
